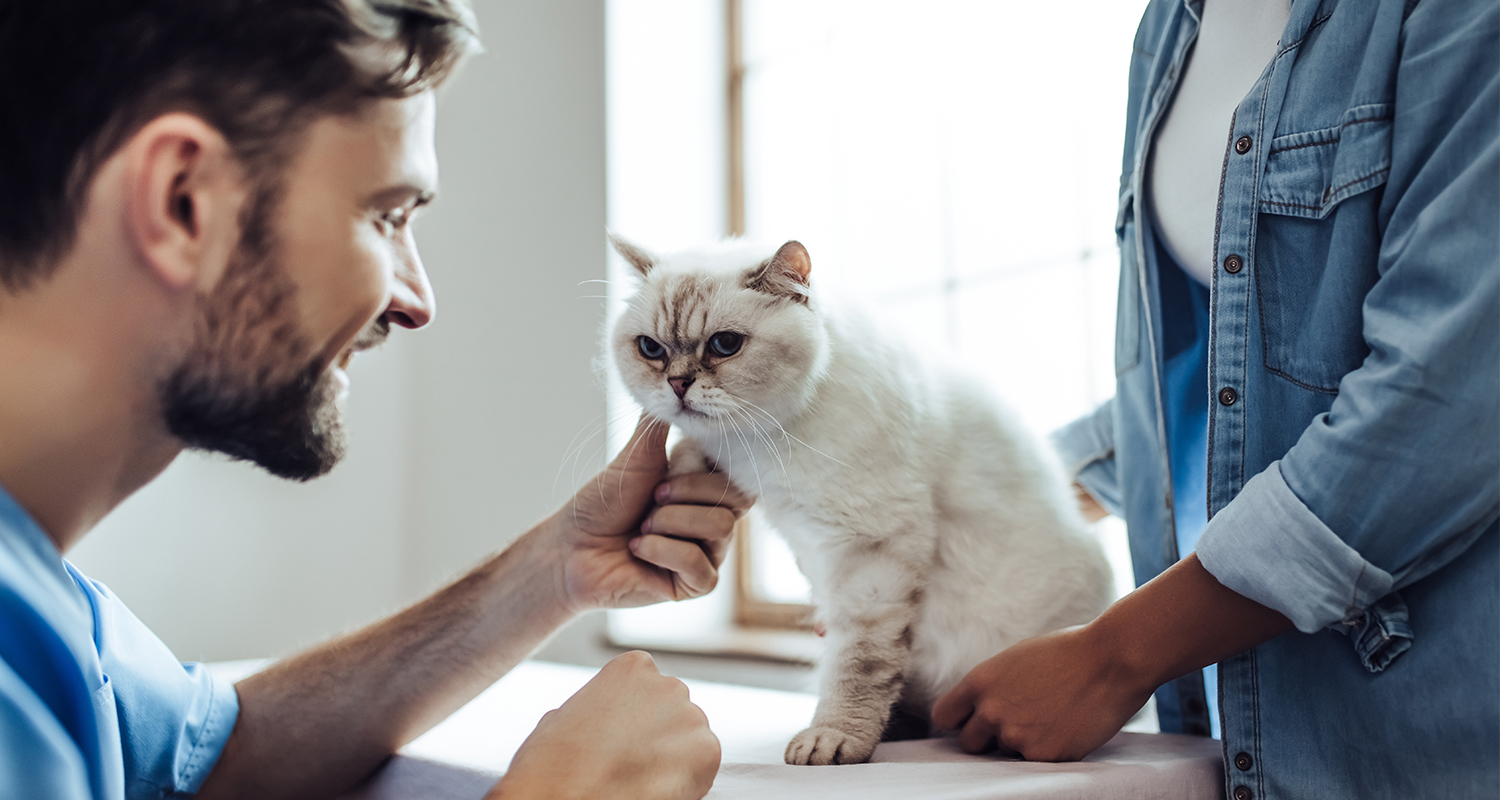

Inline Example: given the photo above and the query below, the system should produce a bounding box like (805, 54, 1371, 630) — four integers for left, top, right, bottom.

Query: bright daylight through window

(605, 0, 1149, 656)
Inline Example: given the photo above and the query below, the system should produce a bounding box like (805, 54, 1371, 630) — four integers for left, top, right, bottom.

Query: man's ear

(121, 113, 248, 292)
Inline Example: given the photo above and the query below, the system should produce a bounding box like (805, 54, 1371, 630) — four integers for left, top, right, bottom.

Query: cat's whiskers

(726, 398, 790, 486)
(561, 407, 646, 531)
(611, 413, 669, 512)
(554, 409, 611, 499)
(715, 412, 733, 477)
(735, 397, 852, 469)
(720, 404, 766, 500)
(566, 406, 641, 494)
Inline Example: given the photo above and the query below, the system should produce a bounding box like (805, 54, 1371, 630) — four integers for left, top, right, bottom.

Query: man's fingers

(611, 413, 670, 473)
(630, 535, 718, 597)
(644, 505, 737, 540)
(603, 649, 658, 675)
(642, 504, 735, 567)
(656, 472, 752, 514)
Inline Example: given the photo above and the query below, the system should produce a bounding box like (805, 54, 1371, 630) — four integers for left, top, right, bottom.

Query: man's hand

(489, 651, 720, 800)
(550, 414, 752, 611)
(199, 417, 749, 800)
(931, 626, 1152, 762)
(931, 554, 1293, 762)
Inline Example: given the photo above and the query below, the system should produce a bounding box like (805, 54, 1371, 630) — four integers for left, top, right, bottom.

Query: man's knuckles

(661, 474, 750, 510)
(645, 505, 736, 537)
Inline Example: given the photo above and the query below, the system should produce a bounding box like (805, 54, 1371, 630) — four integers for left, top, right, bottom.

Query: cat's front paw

(784, 726, 877, 766)
(667, 437, 715, 477)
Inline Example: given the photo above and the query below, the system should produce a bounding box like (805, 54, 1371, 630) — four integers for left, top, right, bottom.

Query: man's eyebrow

(366, 185, 437, 209)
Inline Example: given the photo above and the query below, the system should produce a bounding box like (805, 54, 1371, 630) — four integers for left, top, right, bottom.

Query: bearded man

(0, 2, 739, 798)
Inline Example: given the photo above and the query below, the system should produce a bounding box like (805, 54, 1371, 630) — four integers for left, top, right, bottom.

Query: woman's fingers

(958, 713, 1000, 755)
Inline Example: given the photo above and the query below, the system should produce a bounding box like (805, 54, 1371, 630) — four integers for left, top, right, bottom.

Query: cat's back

(812, 296, 1032, 454)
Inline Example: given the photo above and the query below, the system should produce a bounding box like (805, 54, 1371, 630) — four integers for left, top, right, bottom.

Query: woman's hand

(1073, 482, 1110, 523)
(932, 554, 1293, 762)
(930, 625, 1152, 762)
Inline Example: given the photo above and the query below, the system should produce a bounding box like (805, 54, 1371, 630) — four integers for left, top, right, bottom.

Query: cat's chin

(661, 410, 720, 438)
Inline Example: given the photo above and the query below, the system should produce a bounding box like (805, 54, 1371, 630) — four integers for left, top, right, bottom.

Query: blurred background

(70, 0, 1148, 689)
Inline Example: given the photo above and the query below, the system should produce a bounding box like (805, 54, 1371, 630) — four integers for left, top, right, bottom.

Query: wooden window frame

(725, 0, 814, 632)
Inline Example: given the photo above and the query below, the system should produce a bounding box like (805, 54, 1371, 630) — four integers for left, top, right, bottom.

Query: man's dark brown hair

(0, 0, 478, 290)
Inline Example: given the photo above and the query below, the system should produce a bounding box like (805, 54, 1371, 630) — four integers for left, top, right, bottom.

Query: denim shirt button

(1234, 135, 1253, 154)
(1219, 387, 1239, 406)
(1235, 752, 1254, 771)
(1233, 786, 1254, 800)
(1223, 254, 1243, 274)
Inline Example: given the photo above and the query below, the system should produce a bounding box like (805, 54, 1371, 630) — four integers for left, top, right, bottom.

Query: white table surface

(209, 659, 1225, 799)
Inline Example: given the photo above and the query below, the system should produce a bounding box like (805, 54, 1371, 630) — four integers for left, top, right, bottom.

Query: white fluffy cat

(609, 236, 1112, 766)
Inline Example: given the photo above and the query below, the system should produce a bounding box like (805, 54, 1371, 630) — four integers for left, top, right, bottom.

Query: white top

(1149, 0, 1291, 285)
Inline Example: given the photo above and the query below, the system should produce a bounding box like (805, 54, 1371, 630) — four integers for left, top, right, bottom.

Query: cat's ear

(746, 240, 812, 303)
(608, 231, 656, 276)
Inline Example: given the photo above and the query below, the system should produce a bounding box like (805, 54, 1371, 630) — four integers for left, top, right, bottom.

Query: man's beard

(158, 188, 376, 481)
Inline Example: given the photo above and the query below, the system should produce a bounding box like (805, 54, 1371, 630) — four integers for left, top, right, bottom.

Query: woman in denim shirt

(931, 1, 1498, 797)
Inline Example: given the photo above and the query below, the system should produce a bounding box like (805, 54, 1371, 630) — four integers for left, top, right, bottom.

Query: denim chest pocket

(1253, 105, 1391, 392)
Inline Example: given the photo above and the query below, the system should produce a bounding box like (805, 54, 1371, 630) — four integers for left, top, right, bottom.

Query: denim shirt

(1052, 0, 1499, 796)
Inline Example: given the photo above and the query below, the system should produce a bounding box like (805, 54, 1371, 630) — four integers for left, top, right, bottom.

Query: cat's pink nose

(669, 375, 695, 399)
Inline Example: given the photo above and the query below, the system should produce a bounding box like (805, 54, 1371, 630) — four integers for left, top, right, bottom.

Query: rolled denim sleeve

(1197, 463, 1398, 633)
(1050, 398, 1123, 516)
(1198, 1, 1498, 658)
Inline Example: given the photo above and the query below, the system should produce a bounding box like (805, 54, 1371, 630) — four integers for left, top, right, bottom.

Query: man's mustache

(351, 318, 391, 352)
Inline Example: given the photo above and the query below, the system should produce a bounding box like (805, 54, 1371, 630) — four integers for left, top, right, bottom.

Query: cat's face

(610, 238, 830, 439)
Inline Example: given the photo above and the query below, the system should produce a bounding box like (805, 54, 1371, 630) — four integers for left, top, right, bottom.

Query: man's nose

(383, 239, 436, 330)
(668, 375, 695, 399)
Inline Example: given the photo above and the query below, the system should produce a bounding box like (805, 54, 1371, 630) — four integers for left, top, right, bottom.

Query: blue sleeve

(1197, 0, 1499, 643)
(66, 565, 239, 799)
(0, 657, 94, 800)
(1050, 398, 1123, 516)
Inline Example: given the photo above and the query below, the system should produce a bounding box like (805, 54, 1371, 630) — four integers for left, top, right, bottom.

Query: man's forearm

(197, 518, 576, 800)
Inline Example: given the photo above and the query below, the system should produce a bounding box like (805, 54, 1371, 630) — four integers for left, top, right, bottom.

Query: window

(606, 0, 1146, 657)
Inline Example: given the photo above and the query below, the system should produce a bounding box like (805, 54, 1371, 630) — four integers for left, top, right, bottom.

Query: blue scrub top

(0, 486, 238, 799)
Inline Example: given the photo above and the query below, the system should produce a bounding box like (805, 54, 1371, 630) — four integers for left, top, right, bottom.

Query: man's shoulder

(0, 656, 95, 800)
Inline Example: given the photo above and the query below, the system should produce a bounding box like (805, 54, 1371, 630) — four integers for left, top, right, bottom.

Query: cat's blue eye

(709, 331, 743, 357)
(637, 336, 666, 359)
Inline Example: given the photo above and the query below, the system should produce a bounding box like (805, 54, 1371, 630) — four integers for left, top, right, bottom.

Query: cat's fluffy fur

(609, 237, 1112, 766)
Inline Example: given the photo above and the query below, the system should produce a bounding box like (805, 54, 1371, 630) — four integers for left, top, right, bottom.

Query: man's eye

(379, 209, 410, 233)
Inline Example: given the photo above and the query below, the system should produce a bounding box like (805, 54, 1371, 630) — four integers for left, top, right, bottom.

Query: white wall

(69, 0, 609, 663)
(402, 0, 608, 601)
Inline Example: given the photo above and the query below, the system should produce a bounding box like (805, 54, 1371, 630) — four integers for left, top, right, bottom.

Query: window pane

(740, 0, 1149, 600)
